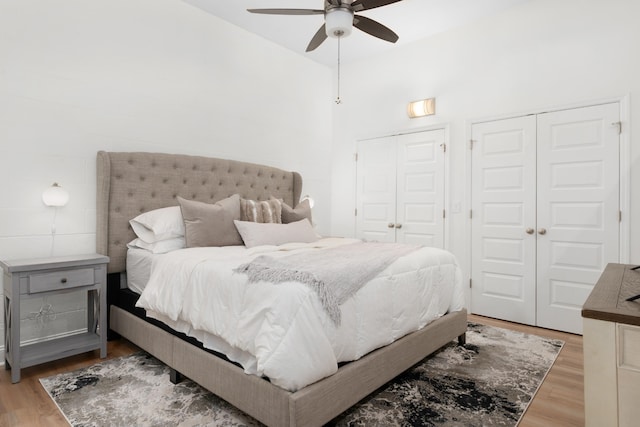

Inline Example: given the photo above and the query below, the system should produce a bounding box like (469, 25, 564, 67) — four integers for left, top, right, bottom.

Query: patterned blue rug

(40, 322, 563, 426)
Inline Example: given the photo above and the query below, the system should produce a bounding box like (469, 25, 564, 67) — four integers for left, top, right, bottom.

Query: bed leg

(457, 333, 466, 346)
(170, 369, 184, 384)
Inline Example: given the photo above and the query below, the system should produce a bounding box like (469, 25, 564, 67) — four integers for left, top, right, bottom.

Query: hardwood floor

(0, 316, 584, 426)
(468, 314, 585, 427)
(0, 339, 140, 426)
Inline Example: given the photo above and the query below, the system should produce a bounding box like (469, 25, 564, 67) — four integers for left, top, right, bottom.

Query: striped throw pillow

(240, 198, 282, 223)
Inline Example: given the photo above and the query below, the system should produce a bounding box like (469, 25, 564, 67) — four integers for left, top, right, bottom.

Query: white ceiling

(181, 0, 530, 67)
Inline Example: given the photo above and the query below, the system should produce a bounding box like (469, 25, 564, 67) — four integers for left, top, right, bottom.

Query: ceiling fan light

(325, 8, 353, 38)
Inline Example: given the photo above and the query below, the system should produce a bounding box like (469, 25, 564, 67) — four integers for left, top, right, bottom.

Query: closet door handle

(538, 228, 547, 235)
(526, 228, 535, 235)
(395, 223, 402, 229)
(388, 223, 395, 228)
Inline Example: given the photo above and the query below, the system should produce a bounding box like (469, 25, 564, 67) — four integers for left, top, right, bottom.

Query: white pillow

(130, 206, 184, 243)
(234, 219, 319, 248)
(127, 237, 185, 254)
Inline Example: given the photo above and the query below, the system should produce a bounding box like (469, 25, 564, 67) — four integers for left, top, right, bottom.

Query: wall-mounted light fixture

(407, 98, 436, 118)
(301, 194, 315, 209)
(42, 183, 69, 207)
(43, 183, 69, 256)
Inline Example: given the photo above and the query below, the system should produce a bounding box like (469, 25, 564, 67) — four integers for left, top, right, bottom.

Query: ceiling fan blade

(247, 8, 324, 15)
(353, 15, 399, 43)
(306, 24, 328, 52)
(351, 0, 402, 12)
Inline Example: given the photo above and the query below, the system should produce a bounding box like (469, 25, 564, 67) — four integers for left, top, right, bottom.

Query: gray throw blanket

(234, 242, 420, 325)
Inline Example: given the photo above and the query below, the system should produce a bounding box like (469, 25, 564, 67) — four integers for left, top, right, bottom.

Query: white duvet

(136, 237, 465, 392)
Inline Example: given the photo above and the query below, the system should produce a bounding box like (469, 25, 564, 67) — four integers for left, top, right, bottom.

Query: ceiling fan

(247, 0, 403, 52)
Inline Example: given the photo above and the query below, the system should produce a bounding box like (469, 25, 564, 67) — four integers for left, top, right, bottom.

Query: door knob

(538, 228, 547, 235)
(388, 223, 395, 228)
(526, 228, 534, 235)
(395, 223, 402, 229)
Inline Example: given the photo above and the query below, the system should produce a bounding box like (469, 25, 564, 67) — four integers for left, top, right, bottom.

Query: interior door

(396, 130, 446, 246)
(536, 103, 620, 334)
(470, 116, 537, 325)
(356, 129, 446, 247)
(471, 103, 621, 333)
(356, 136, 397, 242)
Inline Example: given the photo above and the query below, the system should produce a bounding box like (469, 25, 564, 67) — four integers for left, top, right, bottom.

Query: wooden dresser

(582, 263, 640, 427)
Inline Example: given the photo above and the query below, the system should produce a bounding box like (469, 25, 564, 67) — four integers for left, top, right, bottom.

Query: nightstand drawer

(29, 268, 95, 293)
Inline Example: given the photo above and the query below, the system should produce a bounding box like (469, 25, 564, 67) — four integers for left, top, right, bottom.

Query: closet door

(471, 102, 621, 333)
(536, 103, 620, 334)
(470, 116, 537, 325)
(356, 136, 397, 242)
(396, 130, 446, 246)
(356, 129, 446, 247)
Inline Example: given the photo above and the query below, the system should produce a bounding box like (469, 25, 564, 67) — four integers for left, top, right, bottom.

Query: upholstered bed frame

(96, 151, 467, 427)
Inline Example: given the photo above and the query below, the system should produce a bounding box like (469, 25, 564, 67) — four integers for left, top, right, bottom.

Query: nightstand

(1, 254, 109, 383)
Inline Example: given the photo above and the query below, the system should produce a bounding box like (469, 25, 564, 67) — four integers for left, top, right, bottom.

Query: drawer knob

(60, 278, 68, 283)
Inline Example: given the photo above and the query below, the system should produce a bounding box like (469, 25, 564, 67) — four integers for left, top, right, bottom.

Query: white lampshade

(42, 183, 69, 207)
(407, 98, 436, 118)
(325, 8, 353, 38)
(301, 194, 315, 209)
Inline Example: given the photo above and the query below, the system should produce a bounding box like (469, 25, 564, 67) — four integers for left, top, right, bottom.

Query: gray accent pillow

(178, 194, 243, 247)
(275, 197, 313, 224)
(234, 219, 319, 248)
(240, 198, 282, 223)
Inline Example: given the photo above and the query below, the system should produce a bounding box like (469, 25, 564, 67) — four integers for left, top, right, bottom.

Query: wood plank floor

(468, 315, 585, 427)
(0, 315, 584, 426)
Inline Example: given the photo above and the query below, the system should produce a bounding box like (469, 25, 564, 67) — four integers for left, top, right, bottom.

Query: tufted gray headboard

(96, 151, 302, 273)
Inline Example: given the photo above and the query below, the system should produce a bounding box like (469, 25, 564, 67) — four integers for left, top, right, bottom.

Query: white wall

(0, 0, 332, 356)
(331, 0, 640, 279)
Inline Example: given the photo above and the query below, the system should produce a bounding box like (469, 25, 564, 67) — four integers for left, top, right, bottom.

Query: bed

(96, 150, 467, 426)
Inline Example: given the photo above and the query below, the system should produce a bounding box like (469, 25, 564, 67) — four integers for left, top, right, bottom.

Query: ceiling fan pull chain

(335, 36, 342, 104)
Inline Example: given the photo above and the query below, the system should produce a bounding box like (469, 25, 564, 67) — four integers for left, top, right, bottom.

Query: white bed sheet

(135, 238, 465, 392)
(126, 248, 155, 294)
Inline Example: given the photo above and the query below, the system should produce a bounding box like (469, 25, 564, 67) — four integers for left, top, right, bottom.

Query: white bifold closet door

(471, 103, 620, 334)
(356, 129, 446, 247)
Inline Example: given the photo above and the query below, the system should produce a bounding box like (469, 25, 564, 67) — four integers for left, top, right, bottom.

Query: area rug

(40, 322, 563, 426)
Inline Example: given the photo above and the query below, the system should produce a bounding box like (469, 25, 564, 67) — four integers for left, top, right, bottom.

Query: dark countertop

(582, 263, 640, 327)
